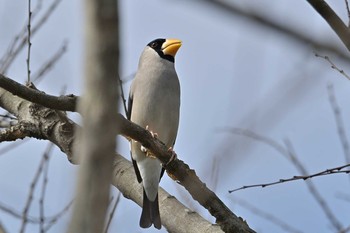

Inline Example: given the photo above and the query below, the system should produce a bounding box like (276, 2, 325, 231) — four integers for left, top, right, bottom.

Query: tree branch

(0, 122, 41, 142)
(198, 0, 350, 61)
(0, 73, 77, 112)
(0, 78, 254, 232)
(307, 0, 350, 51)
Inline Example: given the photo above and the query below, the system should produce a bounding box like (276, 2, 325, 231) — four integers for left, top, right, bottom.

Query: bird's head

(144, 38, 182, 63)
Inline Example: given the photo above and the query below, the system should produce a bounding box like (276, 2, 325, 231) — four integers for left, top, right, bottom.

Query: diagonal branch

(306, 0, 350, 51)
(0, 73, 77, 112)
(198, 0, 350, 61)
(0, 78, 253, 232)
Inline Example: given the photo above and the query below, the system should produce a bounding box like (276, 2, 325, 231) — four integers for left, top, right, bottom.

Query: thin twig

(117, 75, 128, 116)
(19, 144, 54, 233)
(314, 52, 350, 80)
(0, 0, 42, 69)
(104, 192, 121, 233)
(345, 0, 350, 27)
(284, 139, 343, 231)
(228, 164, 350, 192)
(39, 143, 53, 233)
(0, 201, 39, 223)
(26, 0, 32, 83)
(224, 127, 345, 231)
(0, 0, 62, 73)
(231, 198, 304, 233)
(32, 41, 68, 84)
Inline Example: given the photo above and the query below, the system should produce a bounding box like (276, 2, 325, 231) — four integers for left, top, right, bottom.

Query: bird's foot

(140, 146, 156, 158)
(146, 125, 158, 139)
(146, 151, 157, 159)
(140, 125, 158, 155)
(166, 147, 177, 165)
(140, 145, 147, 153)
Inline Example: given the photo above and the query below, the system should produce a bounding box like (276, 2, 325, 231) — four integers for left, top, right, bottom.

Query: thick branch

(0, 122, 42, 142)
(307, 0, 350, 51)
(0, 87, 75, 159)
(0, 77, 254, 232)
(0, 73, 77, 112)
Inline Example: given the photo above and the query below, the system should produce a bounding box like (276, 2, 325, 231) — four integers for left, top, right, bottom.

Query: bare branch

(0, 122, 44, 142)
(0, 0, 62, 73)
(0, 201, 38, 223)
(0, 0, 42, 70)
(0, 74, 77, 112)
(104, 192, 121, 233)
(284, 139, 343, 231)
(0, 198, 72, 227)
(314, 53, 350, 80)
(306, 0, 350, 51)
(198, 0, 350, 62)
(229, 164, 350, 192)
(26, 0, 32, 83)
(117, 74, 128, 116)
(345, 0, 350, 27)
(222, 127, 344, 230)
(0, 83, 253, 232)
(39, 143, 53, 233)
(19, 143, 54, 233)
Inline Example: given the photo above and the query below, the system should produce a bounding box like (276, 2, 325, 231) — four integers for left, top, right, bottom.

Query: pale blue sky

(0, 1, 349, 232)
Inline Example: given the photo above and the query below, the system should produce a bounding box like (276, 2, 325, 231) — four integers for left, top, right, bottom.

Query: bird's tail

(140, 189, 161, 229)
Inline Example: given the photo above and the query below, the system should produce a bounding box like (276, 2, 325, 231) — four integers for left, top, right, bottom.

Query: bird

(127, 38, 182, 229)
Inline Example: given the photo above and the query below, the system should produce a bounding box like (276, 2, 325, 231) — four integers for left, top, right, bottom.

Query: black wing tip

(140, 189, 161, 229)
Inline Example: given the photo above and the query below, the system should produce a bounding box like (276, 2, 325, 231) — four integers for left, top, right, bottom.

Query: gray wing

(128, 92, 143, 183)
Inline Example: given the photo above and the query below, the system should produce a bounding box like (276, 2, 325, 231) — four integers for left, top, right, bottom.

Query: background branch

(0, 0, 62, 74)
(198, 0, 350, 62)
(307, 0, 350, 50)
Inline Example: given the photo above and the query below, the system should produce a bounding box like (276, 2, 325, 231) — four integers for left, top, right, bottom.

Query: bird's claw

(146, 125, 158, 139)
(141, 145, 147, 153)
(166, 147, 177, 166)
(140, 125, 158, 155)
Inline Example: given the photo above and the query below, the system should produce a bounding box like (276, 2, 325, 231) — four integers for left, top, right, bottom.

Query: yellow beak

(161, 39, 182, 57)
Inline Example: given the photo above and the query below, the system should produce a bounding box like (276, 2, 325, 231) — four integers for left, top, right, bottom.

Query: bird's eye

(151, 42, 158, 48)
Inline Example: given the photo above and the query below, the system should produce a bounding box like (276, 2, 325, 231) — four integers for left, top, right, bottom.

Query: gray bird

(127, 38, 182, 229)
